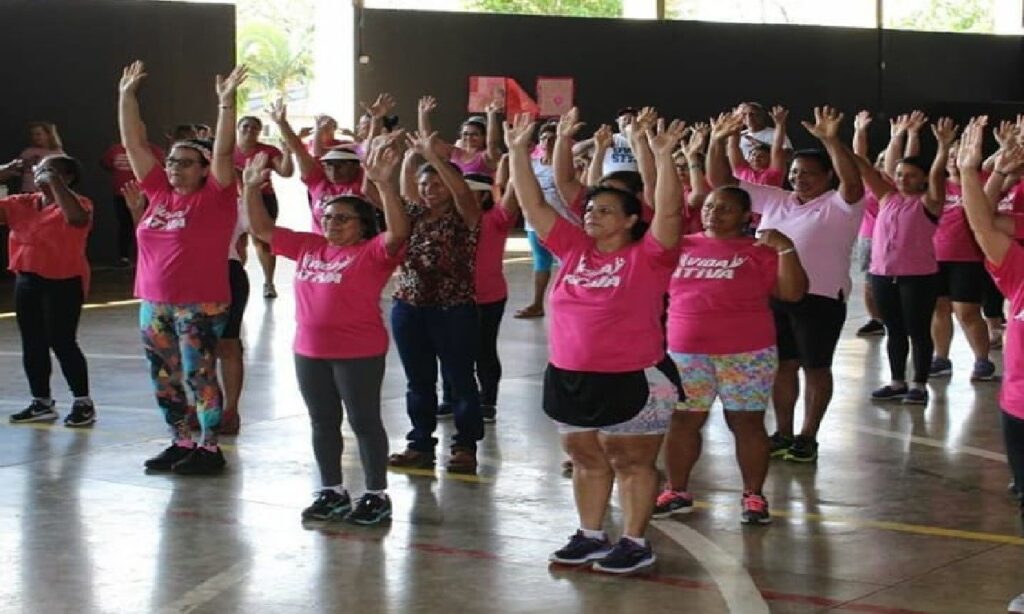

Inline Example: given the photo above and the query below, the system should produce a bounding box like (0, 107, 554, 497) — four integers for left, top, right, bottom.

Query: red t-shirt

(136, 167, 237, 304)
(101, 143, 165, 192)
(0, 193, 92, 288)
(302, 165, 364, 233)
(987, 243, 1024, 418)
(272, 229, 404, 359)
(233, 143, 282, 195)
(667, 234, 778, 354)
(542, 218, 677, 372)
(475, 205, 519, 304)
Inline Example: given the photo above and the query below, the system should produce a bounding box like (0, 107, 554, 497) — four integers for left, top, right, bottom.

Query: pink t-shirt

(741, 181, 863, 301)
(933, 180, 983, 262)
(272, 229, 404, 359)
(451, 149, 493, 177)
(735, 165, 784, 188)
(475, 205, 519, 304)
(233, 143, 282, 195)
(136, 167, 237, 303)
(668, 234, 778, 354)
(986, 243, 1024, 418)
(869, 192, 938, 277)
(0, 193, 93, 291)
(858, 191, 880, 239)
(542, 218, 677, 372)
(101, 143, 165, 192)
(302, 165, 364, 233)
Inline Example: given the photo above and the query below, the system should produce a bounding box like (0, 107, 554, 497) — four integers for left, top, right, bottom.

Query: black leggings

(869, 274, 938, 384)
(441, 299, 506, 407)
(14, 273, 89, 398)
(1003, 411, 1024, 499)
(982, 271, 1005, 320)
(113, 195, 136, 260)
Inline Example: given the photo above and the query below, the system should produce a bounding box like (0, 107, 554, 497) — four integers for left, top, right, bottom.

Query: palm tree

(237, 22, 312, 112)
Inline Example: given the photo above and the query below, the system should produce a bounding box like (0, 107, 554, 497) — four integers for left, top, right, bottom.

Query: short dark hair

(791, 149, 833, 174)
(716, 185, 752, 213)
(41, 154, 82, 188)
(600, 170, 644, 196)
(322, 195, 380, 240)
(615, 107, 638, 119)
(585, 185, 648, 242)
(539, 121, 558, 136)
(898, 155, 929, 175)
(237, 116, 262, 129)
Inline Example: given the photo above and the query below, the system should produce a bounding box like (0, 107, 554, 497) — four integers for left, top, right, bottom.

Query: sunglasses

(165, 157, 201, 169)
(322, 213, 359, 224)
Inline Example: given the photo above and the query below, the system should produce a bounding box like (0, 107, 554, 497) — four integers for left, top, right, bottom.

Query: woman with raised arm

(118, 60, 246, 475)
(2, 155, 96, 428)
(508, 113, 685, 574)
(386, 131, 484, 475)
(851, 110, 886, 337)
(234, 107, 294, 298)
(270, 102, 365, 232)
(727, 105, 788, 188)
(955, 121, 1024, 614)
(655, 175, 807, 525)
(246, 135, 409, 525)
(707, 106, 864, 464)
(418, 95, 503, 177)
(856, 117, 953, 405)
(15, 122, 65, 194)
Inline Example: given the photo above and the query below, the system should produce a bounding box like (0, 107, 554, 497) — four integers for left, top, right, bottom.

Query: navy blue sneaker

(929, 357, 953, 378)
(902, 388, 929, 405)
(549, 531, 612, 565)
(592, 538, 656, 574)
(970, 358, 997, 382)
(871, 384, 908, 401)
(302, 489, 352, 521)
(346, 493, 392, 525)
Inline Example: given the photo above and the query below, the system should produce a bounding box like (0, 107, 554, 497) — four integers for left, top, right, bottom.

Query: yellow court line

(0, 298, 142, 319)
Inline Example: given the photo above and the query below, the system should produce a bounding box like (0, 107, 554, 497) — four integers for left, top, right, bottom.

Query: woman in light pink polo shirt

(955, 120, 1024, 613)
(858, 117, 955, 406)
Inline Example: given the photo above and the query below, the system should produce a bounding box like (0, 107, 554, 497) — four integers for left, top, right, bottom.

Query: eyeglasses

(460, 132, 482, 138)
(165, 157, 200, 169)
(322, 213, 359, 224)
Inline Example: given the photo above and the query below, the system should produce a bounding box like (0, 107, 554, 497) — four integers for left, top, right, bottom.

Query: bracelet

(777, 248, 795, 255)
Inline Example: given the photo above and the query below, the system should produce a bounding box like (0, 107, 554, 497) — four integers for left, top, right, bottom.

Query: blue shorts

(527, 230, 554, 272)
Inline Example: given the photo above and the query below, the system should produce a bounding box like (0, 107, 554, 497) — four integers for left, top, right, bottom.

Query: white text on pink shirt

(563, 256, 625, 288)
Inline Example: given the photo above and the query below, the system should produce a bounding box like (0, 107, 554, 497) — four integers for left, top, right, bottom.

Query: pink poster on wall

(536, 77, 574, 118)
(467, 76, 507, 113)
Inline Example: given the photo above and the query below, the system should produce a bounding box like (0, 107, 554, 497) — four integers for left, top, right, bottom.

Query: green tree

(237, 22, 312, 111)
(885, 0, 994, 33)
(465, 0, 622, 18)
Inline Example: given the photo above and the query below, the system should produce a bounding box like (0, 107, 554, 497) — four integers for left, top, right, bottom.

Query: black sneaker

(481, 404, 497, 423)
(171, 446, 226, 475)
(302, 489, 352, 521)
(783, 435, 818, 463)
(64, 401, 96, 428)
(549, 530, 613, 565)
(856, 319, 885, 337)
(901, 388, 929, 405)
(346, 493, 392, 525)
(144, 444, 195, 471)
(870, 384, 908, 401)
(10, 400, 58, 424)
(592, 538, 656, 574)
(768, 432, 793, 459)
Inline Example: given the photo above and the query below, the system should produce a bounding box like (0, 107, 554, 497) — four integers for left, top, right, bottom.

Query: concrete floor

(1, 244, 1023, 614)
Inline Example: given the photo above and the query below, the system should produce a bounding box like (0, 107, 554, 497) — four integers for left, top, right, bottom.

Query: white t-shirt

(740, 127, 793, 159)
(527, 159, 579, 232)
(601, 133, 637, 175)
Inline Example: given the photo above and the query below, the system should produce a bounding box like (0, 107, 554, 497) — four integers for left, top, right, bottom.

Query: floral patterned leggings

(140, 301, 228, 445)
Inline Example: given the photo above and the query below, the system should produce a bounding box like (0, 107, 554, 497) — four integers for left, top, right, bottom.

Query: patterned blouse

(393, 202, 479, 306)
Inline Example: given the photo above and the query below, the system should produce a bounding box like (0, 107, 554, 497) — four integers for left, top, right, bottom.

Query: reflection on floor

(0, 254, 1021, 614)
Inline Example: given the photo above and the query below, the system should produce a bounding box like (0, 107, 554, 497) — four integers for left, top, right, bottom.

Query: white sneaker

(1008, 592, 1024, 613)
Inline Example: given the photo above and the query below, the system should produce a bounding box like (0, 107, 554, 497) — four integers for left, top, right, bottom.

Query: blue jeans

(391, 300, 483, 452)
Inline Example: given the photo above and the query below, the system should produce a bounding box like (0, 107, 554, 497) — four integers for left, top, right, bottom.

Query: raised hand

(993, 119, 1017, 148)
(709, 111, 744, 141)
(931, 117, 959, 148)
(770, 105, 789, 126)
(593, 124, 614, 150)
(889, 113, 910, 137)
(633, 106, 659, 136)
(364, 133, 403, 182)
(556, 107, 585, 138)
(267, 98, 287, 124)
(801, 106, 844, 141)
(242, 152, 271, 188)
(684, 122, 709, 157)
(754, 228, 796, 253)
(503, 113, 537, 151)
(996, 143, 1024, 176)
(418, 96, 438, 114)
(215, 65, 249, 106)
(906, 110, 928, 133)
(405, 130, 443, 158)
(362, 93, 396, 119)
(957, 118, 985, 171)
(854, 110, 873, 132)
(485, 98, 505, 115)
(121, 181, 147, 218)
(119, 60, 147, 95)
(646, 119, 687, 157)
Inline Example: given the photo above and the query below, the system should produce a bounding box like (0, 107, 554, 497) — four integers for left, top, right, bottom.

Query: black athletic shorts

(771, 293, 847, 369)
(222, 259, 250, 340)
(935, 261, 986, 303)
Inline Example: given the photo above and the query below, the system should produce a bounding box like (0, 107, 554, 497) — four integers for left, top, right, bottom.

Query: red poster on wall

(536, 77, 574, 118)
(467, 76, 506, 113)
